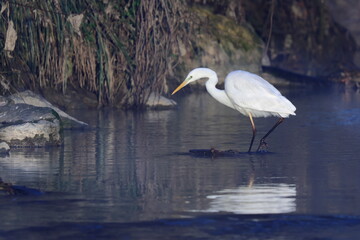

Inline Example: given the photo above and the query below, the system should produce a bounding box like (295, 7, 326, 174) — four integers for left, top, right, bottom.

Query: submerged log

(189, 148, 271, 157)
(189, 148, 243, 157)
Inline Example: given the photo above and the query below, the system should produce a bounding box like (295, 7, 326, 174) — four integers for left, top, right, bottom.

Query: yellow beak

(171, 79, 189, 95)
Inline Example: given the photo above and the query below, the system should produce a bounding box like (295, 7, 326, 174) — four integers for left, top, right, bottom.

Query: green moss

(193, 7, 261, 54)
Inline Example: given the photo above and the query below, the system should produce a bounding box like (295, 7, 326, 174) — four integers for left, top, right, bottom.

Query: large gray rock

(0, 104, 62, 147)
(146, 92, 177, 109)
(176, 7, 263, 86)
(8, 90, 88, 129)
(242, 0, 356, 78)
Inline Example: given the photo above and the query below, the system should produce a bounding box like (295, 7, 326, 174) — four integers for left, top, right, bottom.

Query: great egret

(172, 68, 296, 152)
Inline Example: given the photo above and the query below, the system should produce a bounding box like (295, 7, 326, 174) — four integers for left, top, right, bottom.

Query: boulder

(177, 7, 263, 86)
(145, 92, 177, 109)
(8, 90, 88, 129)
(0, 104, 62, 147)
(242, 0, 357, 78)
(326, 0, 360, 68)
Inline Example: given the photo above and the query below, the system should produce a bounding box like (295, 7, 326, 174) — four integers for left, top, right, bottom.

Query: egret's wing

(225, 71, 296, 117)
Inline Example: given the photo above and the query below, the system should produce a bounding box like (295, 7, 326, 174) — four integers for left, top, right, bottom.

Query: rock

(146, 92, 177, 109)
(0, 120, 61, 147)
(0, 142, 10, 155)
(242, 0, 356, 78)
(8, 90, 88, 129)
(178, 7, 263, 86)
(0, 104, 62, 147)
(326, 0, 360, 68)
(0, 103, 58, 124)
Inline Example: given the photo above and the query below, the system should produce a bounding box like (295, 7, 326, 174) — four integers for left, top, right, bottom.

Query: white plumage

(224, 70, 296, 118)
(172, 68, 296, 152)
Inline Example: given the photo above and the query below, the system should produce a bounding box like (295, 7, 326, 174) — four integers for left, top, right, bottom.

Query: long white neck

(205, 73, 234, 109)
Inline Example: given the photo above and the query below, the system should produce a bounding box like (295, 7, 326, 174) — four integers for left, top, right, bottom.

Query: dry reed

(0, 0, 191, 108)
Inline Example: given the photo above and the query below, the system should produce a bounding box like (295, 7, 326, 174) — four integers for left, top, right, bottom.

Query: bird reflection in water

(205, 162, 295, 214)
(205, 183, 296, 214)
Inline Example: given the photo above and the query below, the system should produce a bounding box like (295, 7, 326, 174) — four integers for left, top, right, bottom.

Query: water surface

(1, 85, 360, 238)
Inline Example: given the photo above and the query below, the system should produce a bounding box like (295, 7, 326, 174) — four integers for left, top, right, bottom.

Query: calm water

(1, 85, 360, 238)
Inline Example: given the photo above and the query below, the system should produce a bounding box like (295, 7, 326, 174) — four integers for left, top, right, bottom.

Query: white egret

(172, 68, 296, 152)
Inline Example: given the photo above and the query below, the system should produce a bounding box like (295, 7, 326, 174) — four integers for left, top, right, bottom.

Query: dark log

(189, 148, 243, 157)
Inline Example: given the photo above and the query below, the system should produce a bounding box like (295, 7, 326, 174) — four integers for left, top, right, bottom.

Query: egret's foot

(256, 140, 269, 153)
(210, 147, 220, 157)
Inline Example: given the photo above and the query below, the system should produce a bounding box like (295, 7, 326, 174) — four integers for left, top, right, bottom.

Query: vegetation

(1, 0, 358, 108)
(0, 0, 190, 108)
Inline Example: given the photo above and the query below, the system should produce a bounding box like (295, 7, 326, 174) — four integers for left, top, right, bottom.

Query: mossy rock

(0, 104, 63, 147)
(178, 7, 263, 84)
(194, 7, 261, 53)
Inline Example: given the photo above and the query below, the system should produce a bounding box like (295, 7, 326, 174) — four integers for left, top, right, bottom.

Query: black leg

(248, 113, 256, 153)
(256, 117, 284, 152)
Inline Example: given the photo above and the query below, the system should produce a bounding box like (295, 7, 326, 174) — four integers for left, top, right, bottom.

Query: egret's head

(171, 68, 214, 95)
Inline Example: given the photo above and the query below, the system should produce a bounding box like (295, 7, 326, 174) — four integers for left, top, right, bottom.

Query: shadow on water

(1, 85, 360, 238)
(1, 214, 360, 239)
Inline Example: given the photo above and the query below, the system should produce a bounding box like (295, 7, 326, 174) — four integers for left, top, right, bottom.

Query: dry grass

(0, 0, 191, 108)
(129, 0, 190, 107)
